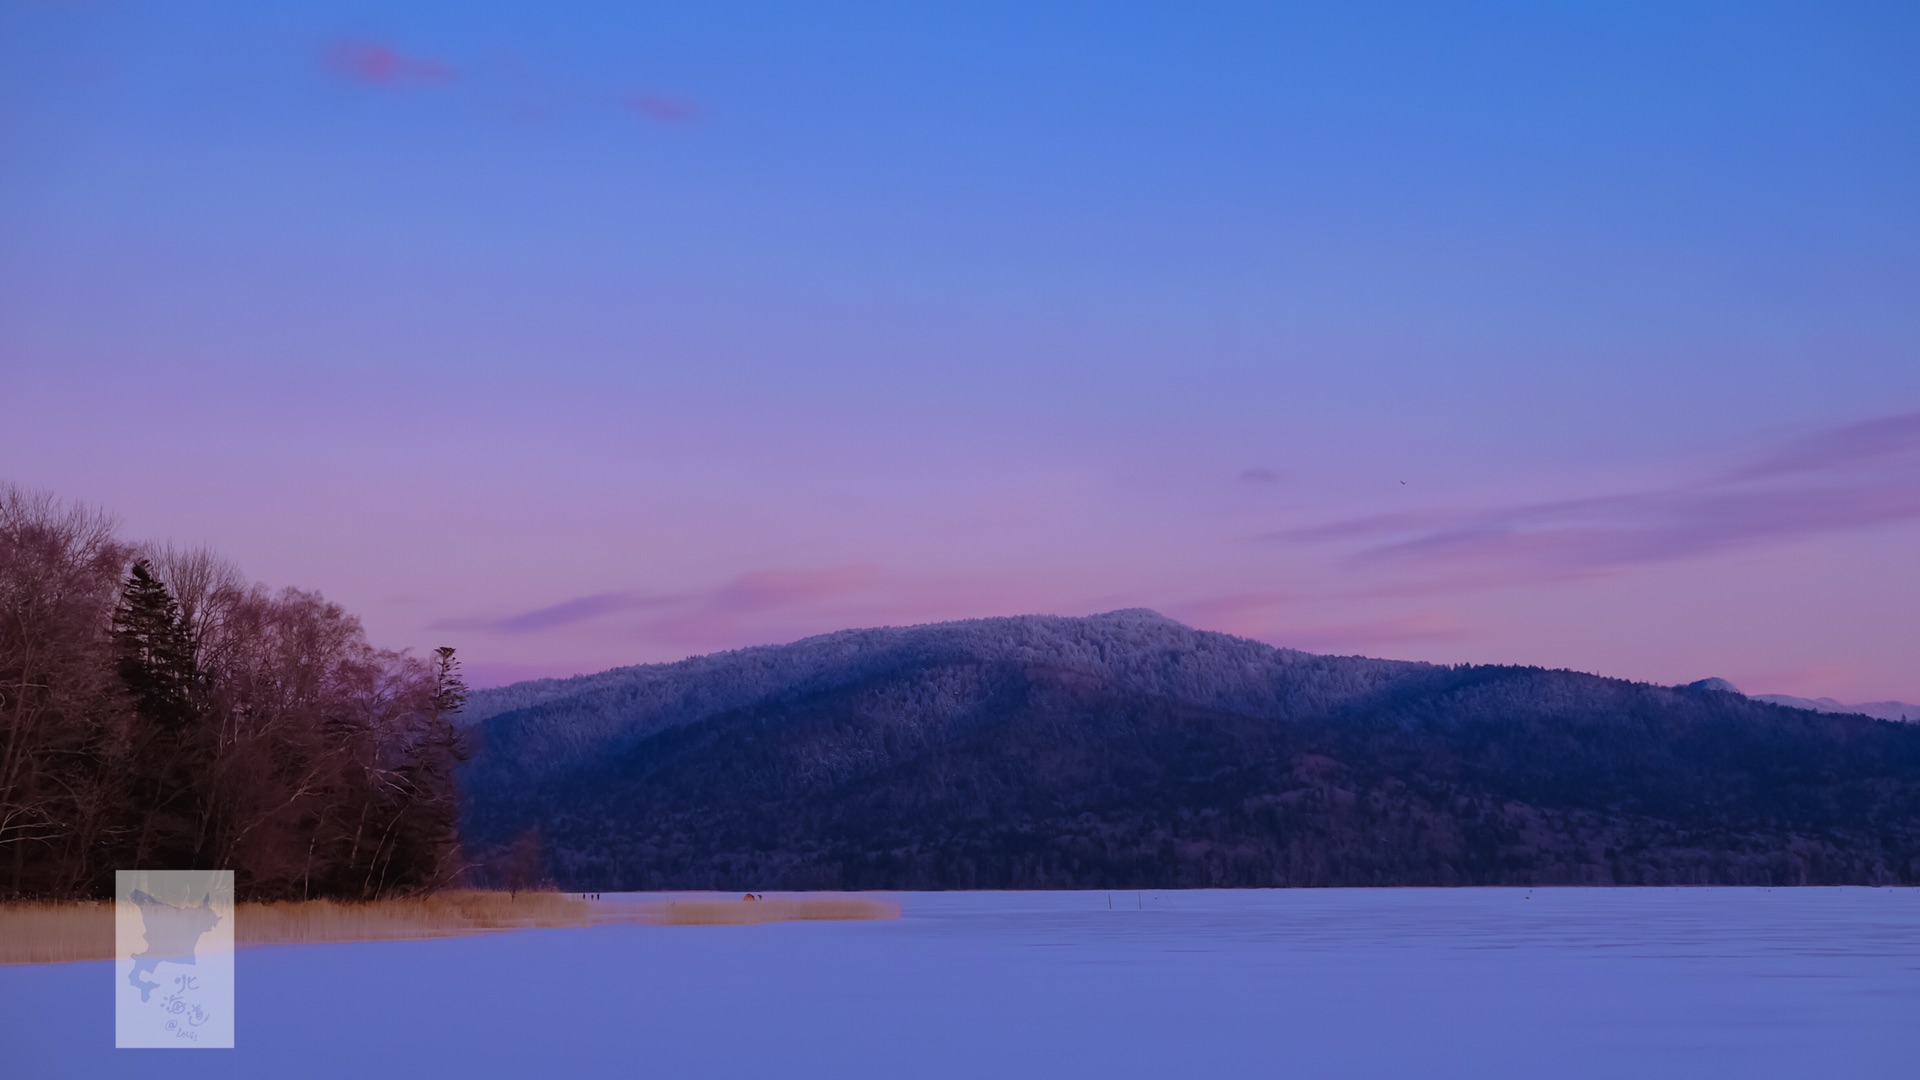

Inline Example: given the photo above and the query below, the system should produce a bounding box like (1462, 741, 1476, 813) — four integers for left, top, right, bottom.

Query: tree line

(0, 483, 468, 901)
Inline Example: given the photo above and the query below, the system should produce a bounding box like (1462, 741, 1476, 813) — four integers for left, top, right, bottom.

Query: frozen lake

(5, 888, 1918, 1077)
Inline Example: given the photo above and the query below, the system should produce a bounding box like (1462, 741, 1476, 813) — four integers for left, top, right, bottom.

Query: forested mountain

(459, 609, 1421, 796)
(460, 611, 1920, 890)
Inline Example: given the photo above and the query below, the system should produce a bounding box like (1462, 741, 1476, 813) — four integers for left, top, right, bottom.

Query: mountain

(1750, 695, 1919, 724)
(1682, 677, 1917, 724)
(459, 611, 1920, 891)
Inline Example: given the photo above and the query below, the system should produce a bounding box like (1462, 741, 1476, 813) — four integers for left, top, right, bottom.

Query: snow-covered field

(5, 888, 1917, 1078)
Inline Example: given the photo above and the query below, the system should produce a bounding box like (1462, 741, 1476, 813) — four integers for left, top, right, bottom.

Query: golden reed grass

(0, 901, 113, 965)
(235, 889, 594, 947)
(0, 890, 589, 966)
(640, 895, 901, 926)
(1, 891, 897, 965)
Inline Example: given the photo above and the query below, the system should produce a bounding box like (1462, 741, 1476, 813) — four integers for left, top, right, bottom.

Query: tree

(2, 483, 482, 901)
(113, 559, 211, 870)
(351, 645, 469, 898)
(0, 483, 128, 898)
(113, 560, 200, 731)
(431, 646, 468, 718)
(499, 828, 546, 897)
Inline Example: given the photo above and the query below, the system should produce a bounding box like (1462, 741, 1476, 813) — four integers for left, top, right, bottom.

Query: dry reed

(641, 895, 901, 926)
(234, 889, 593, 947)
(0, 901, 113, 965)
(1, 890, 897, 966)
(0, 890, 590, 966)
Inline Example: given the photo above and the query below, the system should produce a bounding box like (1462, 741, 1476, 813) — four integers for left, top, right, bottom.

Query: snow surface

(5, 888, 1918, 1078)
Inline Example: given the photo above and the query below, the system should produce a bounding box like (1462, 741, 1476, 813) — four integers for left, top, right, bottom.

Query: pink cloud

(626, 93, 700, 126)
(634, 568, 881, 652)
(1166, 590, 1296, 627)
(325, 39, 456, 85)
(708, 565, 881, 612)
(1732, 660, 1868, 702)
(1270, 614, 1469, 654)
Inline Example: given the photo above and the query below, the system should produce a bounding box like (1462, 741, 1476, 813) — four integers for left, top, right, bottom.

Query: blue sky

(3, 2, 1917, 696)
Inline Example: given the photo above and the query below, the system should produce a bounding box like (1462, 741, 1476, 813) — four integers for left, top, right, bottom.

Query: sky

(2, 2, 1916, 698)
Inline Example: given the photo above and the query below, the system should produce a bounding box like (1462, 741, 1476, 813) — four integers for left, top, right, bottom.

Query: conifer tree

(430, 646, 468, 718)
(113, 559, 207, 867)
(112, 559, 199, 731)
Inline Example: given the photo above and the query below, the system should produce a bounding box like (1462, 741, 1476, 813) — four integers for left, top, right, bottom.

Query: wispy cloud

(1168, 590, 1296, 625)
(460, 660, 597, 690)
(325, 39, 456, 85)
(1167, 592, 1465, 653)
(1238, 467, 1284, 486)
(705, 565, 880, 611)
(449, 590, 681, 634)
(1274, 614, 1468, 654)
(1272, 411, 1920, 585)
(317, 41, 703, 133)
(433, 565, 880, 637)
(1728, 412, 1920, 482)
(626, 93, 700, 125)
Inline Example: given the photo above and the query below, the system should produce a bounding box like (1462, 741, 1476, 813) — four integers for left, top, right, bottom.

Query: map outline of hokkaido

(126, 889, 219, 1003)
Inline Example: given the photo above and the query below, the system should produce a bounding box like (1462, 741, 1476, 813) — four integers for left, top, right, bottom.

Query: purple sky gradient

(3, 4, 1916, 699)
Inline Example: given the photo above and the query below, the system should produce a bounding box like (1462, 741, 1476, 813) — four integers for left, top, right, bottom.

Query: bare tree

(0, 482, 478, 901)
(0, 484, 130, 898)
(499, 828, 546, 898)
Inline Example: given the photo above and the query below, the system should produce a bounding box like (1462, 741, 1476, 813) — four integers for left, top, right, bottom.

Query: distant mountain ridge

(460, 611, 1920, 891)
(1751, 695, 1918, 724)
(1682, 677, 1917, 724)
